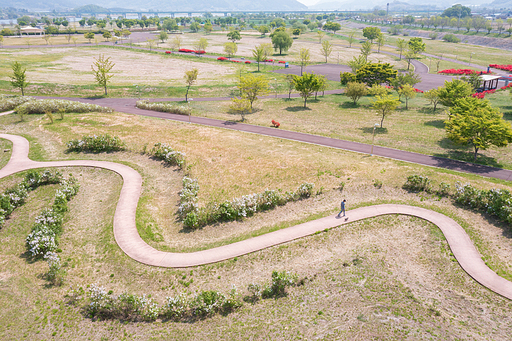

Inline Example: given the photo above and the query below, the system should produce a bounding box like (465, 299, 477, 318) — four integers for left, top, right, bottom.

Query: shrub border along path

(1, 134, 512, 300)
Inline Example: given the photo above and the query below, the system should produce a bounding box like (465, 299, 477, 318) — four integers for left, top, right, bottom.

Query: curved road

(1, 133, 512, 300)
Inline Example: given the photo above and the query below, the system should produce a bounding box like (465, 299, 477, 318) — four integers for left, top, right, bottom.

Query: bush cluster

(15, 99, 112, 114)
(442, 34, 461, 43)
(340, 72, 356, 85)
(66, 134, 125, 153)
(403, 174, 432, 192)
(69, 271, 299, 322)
(149, 142, 186, 168)
(181, 178, 315, 229)
(136, 100, 191, 116)
(0, 95, 34, 112)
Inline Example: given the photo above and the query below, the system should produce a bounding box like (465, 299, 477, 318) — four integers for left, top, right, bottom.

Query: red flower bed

(217, 57, 228, 61)
(232, 60, 241, 63)
(271, 120, 280, 128)
(414, 88, 424, 93)
(194, 50, 205, 54)
(165, 51, 172, 54)
(179, 49, 195, 53)
(438, 69, 488, 75)
(278, 61, 286, 64)
(500, 83, 512, 90)
(472, 89, 495, 99)
(245, 61, 251, 64)
(264, 59, 274, 62)
(490, 64, 512, 72)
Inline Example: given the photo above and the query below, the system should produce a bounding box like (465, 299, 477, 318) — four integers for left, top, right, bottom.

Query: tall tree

(91, 55, 115, 96)
(297, 48, 310, 75)
(293, 73, 319, 108)
(362, 26, 381, 42)
(372, 95, 400, 128)
(360, 40, 373, 62)
(271, 30, 293, 55)
(224, 42, 238, 59)
(238, 74, 269, 109)
(184, 68, 199, 102)
(194, 38, 208, 51)
(227, 30, 241, 43)
(320, 40, 333, 63)
(252, 44, 266, 72)
(396, 38, 406, 60)
(10, 61, 28, 96)
(438, 79, 473, 108)
(446, 97, 512, 161)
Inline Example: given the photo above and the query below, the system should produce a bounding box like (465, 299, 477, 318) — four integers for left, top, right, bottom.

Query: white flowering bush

(164, 293, 189, 319)
(178, 176, 199, 219)
(15, 99, 112, 114)
(66, 134, 125, 153)
(403, 175, 432, 192)
(0, 95, 34, 112)
(136, 100, 191, 115)
(87, 284, 114, 318)
(296, 182, 315, 198)
(150, 142, 186, 168)
(26, 227, 57, 257)
(44, 251, 64, 286)
(261, 271, 298, 298)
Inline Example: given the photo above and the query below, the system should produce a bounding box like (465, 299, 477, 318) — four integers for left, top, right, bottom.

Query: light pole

(370, 123, 379, 156)
(134, 84, 139, 99)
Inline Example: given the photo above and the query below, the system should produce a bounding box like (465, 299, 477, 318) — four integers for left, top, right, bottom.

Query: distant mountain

(0, 0, 308, 12)
(309, 0, 491, 10)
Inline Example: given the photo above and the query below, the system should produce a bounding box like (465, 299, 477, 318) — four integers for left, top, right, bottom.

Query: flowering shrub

(15, 99, 112, 114)
(438, 69, 489, 75)
(414, 88, 424, 93)
(264, 59, 274, 62)
(500, 83, 512, 90)
(489, 64, 512, 72)
(194, 50, 205, 54)
(472, 89, 495, 99)
(164, 293, 189, 319)
(44, 251, 64, 286)
(165, 51, 172, 54)
(179, 48, 195, 53)
(403, 175, 432, 192)
(278, 61, 286, 64)
(67, 134, 125, 153)
(244, 61, 251, 64)
(149, 142, 186, 168)
(271, 119, 280, 128)
(0, 95, 34, 112)
(217, 57, 228, 61)
(232, 60, 242, 63)
(136, 100, 191, 115)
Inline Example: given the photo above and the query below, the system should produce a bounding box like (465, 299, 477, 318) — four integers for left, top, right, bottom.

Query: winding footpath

(1, 133, 512, 300)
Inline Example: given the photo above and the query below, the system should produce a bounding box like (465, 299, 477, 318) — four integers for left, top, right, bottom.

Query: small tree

(356, 62, 397, 86)
(320, 40, 333, 63)
(190, 22, 201, 32)
(297, 47, 310, 75)
(158, 31, 168, 43)
(372, 95, 400, 128)
(293, 73, 319, 108)
(362, 26, 381, 42)
(424, 88, 440, 111)
(102, 31, 112, 41)
(360, 40, 373, 62)
(229, 98, 252, 121)
(194, 38, 208, 51)
(146, 39, 156, 51)
(258, 25, 270, 36)
(252, 44, 266, 72)
(396, 38, 406, 60)
(271, 30, 293, 55)
(345, 82, 367, 105)
(347, 30, 356, 47)
(376, 33, 385, 53)
(84, 32, 95, 43)
(285, 74, 295, 99)
(227, 30, 241, 43)
(313, 75, 327, 99)
(438, 79, 473, 108)
(317, 30, 325, 43)
(10, 61, 28, 96)
(398, 84, 417, 109)
(204, 22, 213, 34)
(408, 37, 426, 54)
(446, 97, 512, 161)
(91, 54, 115, 96)
(238, 74, 269, 109)
(171, 36, 182, 51)
(224, 42, 238, 59)
(184, 68, 199, 102)
(292, 28, 301, 37)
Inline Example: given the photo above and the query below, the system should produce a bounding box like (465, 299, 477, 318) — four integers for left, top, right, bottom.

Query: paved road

(1, 133, 511, 299)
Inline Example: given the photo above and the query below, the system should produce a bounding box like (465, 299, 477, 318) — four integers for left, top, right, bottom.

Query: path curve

(1, 133, 512, 299)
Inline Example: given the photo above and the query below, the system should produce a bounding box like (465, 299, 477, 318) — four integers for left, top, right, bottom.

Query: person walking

(338, 199, 346, 217)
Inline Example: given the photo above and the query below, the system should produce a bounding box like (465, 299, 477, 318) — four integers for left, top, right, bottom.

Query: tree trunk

(380, 115, 384, 128)
(304, 97, 307, 108)
(185, 86, 190, 101)
(104, 85, 107, 96)
(21, 87, 24, 96)
(474, 147, 479, 161)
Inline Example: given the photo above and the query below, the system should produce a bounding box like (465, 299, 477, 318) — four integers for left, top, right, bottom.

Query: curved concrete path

(1, 133, 512, 299)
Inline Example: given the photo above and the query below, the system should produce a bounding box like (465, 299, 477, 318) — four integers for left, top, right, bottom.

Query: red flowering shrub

(500, 83, 512, 90)
(194, 50, 205, 54)
(271, 120, 280, 128)
(472, 89, 496, 99)
(232, 60, 241, 63)
(438, 69, 489, 75)
(414, 88, 424, 93)
(217, 57, 228, 61)
(264, 59, 274, 62)
(179, 49, 195, 53)
(490, 64, 512, 72)
(165, 51, 172, 54)
(245, 61, 251, 64)
(278, 61, 286, 64)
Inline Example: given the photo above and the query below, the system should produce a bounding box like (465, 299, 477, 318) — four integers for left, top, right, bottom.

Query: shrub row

(16, 99, 112, 114)
(66, 134, 125, 153)
(0, 95, 34, 112)
(149, 142, 186, 168)
(25, 173, 80, 258)
(68, 271, 299, 322)
(136, 100, 191, 115)
(181, 180, 315, 229)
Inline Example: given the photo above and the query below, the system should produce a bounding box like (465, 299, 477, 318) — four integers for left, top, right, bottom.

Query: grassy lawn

(1, 109, 512, 339)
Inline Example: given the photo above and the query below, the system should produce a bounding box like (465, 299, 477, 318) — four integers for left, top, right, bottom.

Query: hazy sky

(296, 0, 319, 6)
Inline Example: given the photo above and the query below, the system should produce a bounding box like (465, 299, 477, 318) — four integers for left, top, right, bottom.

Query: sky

(296, 0, 319, 6)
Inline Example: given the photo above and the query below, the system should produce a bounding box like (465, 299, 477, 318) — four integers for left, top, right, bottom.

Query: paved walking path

(1, 133, 512, 299)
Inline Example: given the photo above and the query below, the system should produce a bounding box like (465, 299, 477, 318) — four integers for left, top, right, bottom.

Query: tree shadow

(417, 106, 440, 114)
(432, 149, 503, 168)
(359, 127, 388, 134)
(285, 106, 311, 112)
(339, 101, 359, 109)
(423, 119, 445, 129)
(84, 94, 107, 99)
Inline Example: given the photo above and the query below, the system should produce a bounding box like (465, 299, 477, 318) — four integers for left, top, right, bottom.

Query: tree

(0, 35, 3, 47)
(356, 62, 397, 86)
(317, 30, 325, 43)
(313, 75, 327, 99)
(102, 31, 112, 41)
(408, 37, 426, 54)
(91, 55, 115, 96)
(190, 22, 201, 32)
(292, 28, 301, 37)
(424, 88, 440, 111)
(293, 73, 319, 108)
(194, 38, 208, 51)
(204, 22, 213, 34)
(347, 30, 356, 47)
(184, 68, 199, 102)
(362, 26, 381, 42)
(398, 84, 417, 109)
(271, 31, 293, 55)
(229, 98, 252, 121)
(323, 21, 341, 34)
(376, 33, 385, 53)
(122, 30, 131, 40)
(320, 40, 333, 63)
(297, 48, 310, 75)
(146, 39, 157, 51)
(158, 31, 168, 43)
(238, 74, 269, 109)
(348, 55, 367, 73)
(360, 40, 373, 62)
(224, 42, 238, 59)
(171, 36, 182, 51)
(446, 97, 512, 161)
(252, 44, 266, 72)
(285, 74, 295, 99)
(442, 4, 471, 18)
(84, 32, 95, 43)
(390, 71, 421, 95)
(345, 82, 367, 105)
(258, 25, 270, 36)
(396, 38, 406, 60)
(438, 79, 473, 108)
(227, 30, 241, 42)
(372, 95, 400, 128)
(10, 62, 28, 96)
